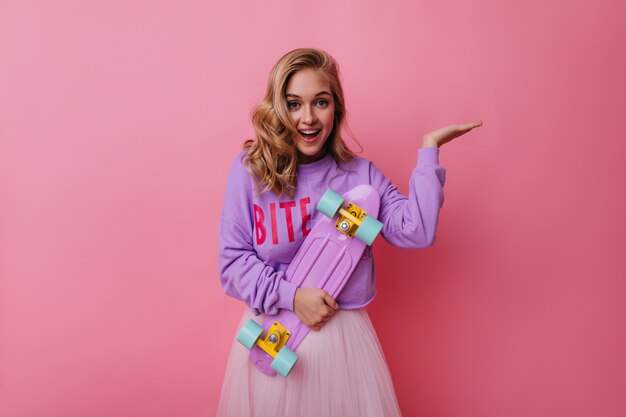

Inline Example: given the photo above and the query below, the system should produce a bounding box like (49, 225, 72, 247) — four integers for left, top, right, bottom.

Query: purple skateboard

(237, 185, 383, 377)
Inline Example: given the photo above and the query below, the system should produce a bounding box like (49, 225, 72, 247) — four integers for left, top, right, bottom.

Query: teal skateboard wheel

(237, 319, 264, 350)
(271, 345, 298, 377)
(354, 214, 383, 246)
(317, 189, 345, 218)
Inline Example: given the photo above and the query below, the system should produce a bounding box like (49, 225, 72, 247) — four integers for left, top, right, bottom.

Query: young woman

(216, 47, 482, 417)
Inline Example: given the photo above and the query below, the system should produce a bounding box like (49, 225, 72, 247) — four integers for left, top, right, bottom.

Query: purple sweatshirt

(218, 147, 445, 316)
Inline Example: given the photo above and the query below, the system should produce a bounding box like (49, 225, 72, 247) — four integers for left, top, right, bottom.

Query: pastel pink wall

(1, 1, 624, 416)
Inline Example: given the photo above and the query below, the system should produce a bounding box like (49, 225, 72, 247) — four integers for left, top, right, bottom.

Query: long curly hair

(243, 48, 357, 198)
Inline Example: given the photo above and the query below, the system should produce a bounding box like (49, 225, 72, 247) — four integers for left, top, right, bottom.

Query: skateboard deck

(238, 185, 383, 377)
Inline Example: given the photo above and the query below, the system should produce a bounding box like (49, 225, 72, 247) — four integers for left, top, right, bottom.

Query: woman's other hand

(422, 120, 483, 148)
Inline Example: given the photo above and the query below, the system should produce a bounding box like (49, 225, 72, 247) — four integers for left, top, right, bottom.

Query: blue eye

(316, 100, 329, 107)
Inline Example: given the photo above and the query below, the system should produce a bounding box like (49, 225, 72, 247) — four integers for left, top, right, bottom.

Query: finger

(460, 120, 482, 130)
(322, 292, 339, 310)
(319, 310, 332, 322)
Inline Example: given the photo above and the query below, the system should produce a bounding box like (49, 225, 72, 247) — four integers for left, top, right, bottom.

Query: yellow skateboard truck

(237, 318, 298, 377)
(256, 321, 291, 358)
(334, 202, 368, 239)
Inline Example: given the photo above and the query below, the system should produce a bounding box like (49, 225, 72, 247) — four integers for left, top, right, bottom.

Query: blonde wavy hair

(243, 48, 358, 198)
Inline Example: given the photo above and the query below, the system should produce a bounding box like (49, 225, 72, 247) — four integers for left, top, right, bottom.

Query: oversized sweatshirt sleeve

(218, 154, 298, 316)
(369, 146, 446, 248)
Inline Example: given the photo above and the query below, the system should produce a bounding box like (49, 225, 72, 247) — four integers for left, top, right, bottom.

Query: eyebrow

(285, 91, 332, 98)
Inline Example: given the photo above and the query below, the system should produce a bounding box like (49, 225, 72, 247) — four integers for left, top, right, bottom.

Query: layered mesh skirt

(216, 307, 403, 417)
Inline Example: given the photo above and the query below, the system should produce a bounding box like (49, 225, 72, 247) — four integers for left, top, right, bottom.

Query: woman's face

(285, 68, 335, 164)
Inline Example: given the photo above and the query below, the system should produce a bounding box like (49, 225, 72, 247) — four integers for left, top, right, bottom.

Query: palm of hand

(424, 120, 482, 148)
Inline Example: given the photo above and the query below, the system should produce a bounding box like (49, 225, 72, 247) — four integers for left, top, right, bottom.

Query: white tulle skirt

(216, 307, 403, 417)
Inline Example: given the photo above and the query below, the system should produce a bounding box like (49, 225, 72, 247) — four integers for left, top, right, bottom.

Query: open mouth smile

(299, 129, 321, 143)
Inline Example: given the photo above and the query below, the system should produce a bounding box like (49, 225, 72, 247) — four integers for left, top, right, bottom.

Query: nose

(302, 104, 316, 124)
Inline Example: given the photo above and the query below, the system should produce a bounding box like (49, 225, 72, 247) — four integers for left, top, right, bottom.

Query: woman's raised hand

(294, 287, 339, 331)
(422, 120, 483, 148)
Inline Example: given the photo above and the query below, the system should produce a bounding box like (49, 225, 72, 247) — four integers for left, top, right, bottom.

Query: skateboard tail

(250, 346, 278, 377)
(343, 185, 381, 219)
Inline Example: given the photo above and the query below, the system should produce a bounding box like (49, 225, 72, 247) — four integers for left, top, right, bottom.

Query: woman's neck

(297, 149, 328, 165)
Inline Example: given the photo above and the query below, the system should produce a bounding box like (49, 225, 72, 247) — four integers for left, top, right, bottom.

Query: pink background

(1, 0, 625, 416)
